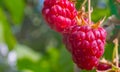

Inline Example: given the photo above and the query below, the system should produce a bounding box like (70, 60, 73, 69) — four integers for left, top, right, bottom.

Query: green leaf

(17, 59, 52, 72)
(47, 48, 59, 63)
(76, 0, 83, 10)
(47, 47, 60, 71)
(92, 8, 110, 22)
(39, 60, 51, 72)
(3, 0, 25, 24)
(0, 23, 4, 43)
(16, 44, 52, 72)
(0, 8, 16, 50)
(103, 43, 114, 61)
(58, 46, 74, 72)
(109, 0, 120, 19)
(15, 44, 41, 62)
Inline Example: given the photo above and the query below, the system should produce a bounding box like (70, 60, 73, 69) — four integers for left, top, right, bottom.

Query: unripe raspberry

(42, 0, 77, 33)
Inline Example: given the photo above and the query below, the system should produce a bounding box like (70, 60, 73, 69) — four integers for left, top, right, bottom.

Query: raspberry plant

(42, 0, 120, 72)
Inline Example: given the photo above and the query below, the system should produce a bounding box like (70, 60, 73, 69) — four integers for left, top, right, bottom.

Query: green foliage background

(0, 0, 119, 72)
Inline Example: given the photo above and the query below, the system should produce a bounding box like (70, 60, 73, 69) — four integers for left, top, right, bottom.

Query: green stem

(113, 38, 119, 68)
(82, 0, 87, 6)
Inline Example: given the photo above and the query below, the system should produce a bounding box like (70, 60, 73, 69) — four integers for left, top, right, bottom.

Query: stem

(113, 38, 119, 68)
(88, 0, 91, 24)
(82, 0, 87, 6)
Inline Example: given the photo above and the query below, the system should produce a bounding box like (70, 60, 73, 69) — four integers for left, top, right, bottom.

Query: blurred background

(0, 0, 119, 72)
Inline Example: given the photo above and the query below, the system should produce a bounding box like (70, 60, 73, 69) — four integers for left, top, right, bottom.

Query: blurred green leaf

(47, 48, 59, 63)
(15, 44, 41, 62)
(92, 8, 110, 22)
(3, 0, 25, 24)
(58, 46, 74, 72)
(0, 22, 4, 43)
(18, 59, 52, 72)
(0, 7, 16, 50)
(39, 60, 51, 72)
(17, 58, 35, 72)
(16, 44, 52, 72)
(76, 0, 84, 10)
(47, 47, 60, 71)
(103, 43, 114, 61)
(22, 69, 34, 72)
(109, 0, 120, 19)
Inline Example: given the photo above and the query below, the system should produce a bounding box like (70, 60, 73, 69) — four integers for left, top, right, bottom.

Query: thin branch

(88, 0, 91, 24)
(113, 38, 119, 68)
(82, 0, 87, 6)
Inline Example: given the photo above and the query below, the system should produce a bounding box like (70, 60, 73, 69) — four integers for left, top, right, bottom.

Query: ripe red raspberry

(63, 16, 90, 53)
(42, 0, 77, 33)
(63, 25, 107, 70)
(96, 62, 111, 71)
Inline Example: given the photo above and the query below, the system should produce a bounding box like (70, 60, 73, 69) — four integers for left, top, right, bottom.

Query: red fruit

(96, 62, 111, 71)
(63, 25, 107, 70)
(42, 0, 77, 33)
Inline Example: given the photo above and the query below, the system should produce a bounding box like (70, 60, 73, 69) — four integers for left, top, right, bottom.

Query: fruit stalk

(88, 0, 91, 24)
(113, 38, 119, 68)
(82, 0, 87, 6)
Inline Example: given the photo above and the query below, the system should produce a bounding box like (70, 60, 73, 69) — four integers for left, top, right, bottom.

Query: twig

(88, 0, 91, 24)
(113, 38, 119, 68)
(82, 0, 87, 6)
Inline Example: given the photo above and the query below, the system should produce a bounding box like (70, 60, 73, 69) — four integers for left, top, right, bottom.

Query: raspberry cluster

(42, 0, 107, 71)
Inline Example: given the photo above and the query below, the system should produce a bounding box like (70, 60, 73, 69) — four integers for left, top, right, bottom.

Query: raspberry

(42, 0, 77, 33)
(96, 62, 111, 71)
(63, 17, 89, 53)
(63, 25, 107, 70)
